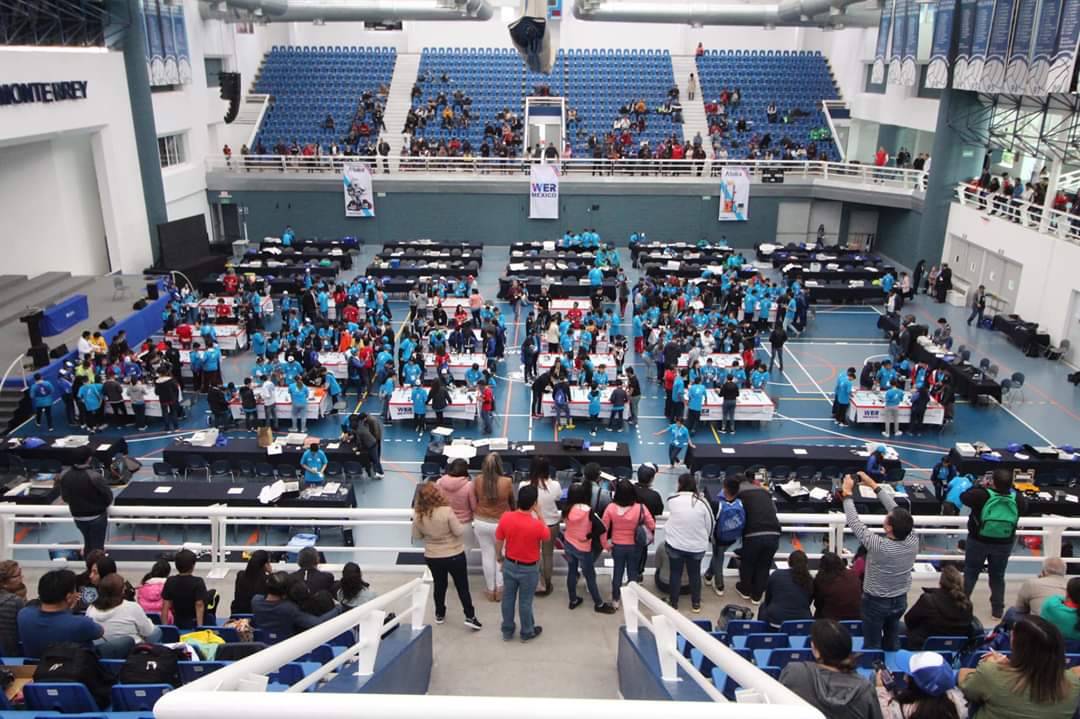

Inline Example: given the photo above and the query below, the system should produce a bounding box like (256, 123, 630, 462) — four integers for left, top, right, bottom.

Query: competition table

(163, 437, 369, 469)
(511, 242, 600, 255)
(233, 262, 340, 279)
(636, 250, 732, 268)
(630, 242, 731, 262)
(424, 440, 633, 472)
(642, 263, 757, 280)
(677, 352, 742, 370)
(765, 481, 939, 515)
(548, 298, 611, 314)
(261, 237, 359, 251)
(424, 353, 487, 381)
(116, 480, 357, 508)
(992, 314, 1051, 356)
(757, 243, 880, 267)
(246, 248, 353, 270)
(166, 325, 248, 352)
(947, 446, 1080, 482)
(381, 240, 483, 252)
(230, 386, 331, 421)
(697, 389, 774, 422)
(846, 390, 945, 426)
(538, 353, 617, 379)
(188, 295, 274, 318)
(782, 265, 895, 283)
(387, 387, 477, 422)
(4, 435, 128, 465)
(502, 277, 617, 300)
(0, 479, 62, 505)
(689, 443, 903, 478)
(505, 262, 618, 279)
(364, 261, 481, 278)
(910, 338, 1002, 403)
(802, 282, 883, 304)
(509, 251, 601, 263)
(376, 250, 483, 266)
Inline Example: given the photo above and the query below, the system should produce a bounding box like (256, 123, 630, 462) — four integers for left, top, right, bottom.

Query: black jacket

(60, 465, 113, 519)
(769, 326, 787, 348)
(961, 486, 1028, 543)
(737, 482, 781, 536)
(289, 568, 335, 594)
(635, 486, 664, 519)
(903, 587, 974, 649)
(155, 376, 180, 404)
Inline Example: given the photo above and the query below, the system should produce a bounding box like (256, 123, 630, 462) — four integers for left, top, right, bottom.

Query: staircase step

(0, 274, 98, 327)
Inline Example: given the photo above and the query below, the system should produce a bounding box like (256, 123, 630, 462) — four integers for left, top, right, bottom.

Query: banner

(889, 0, 908, 83)
(1048, 0, 1080, 91)
(960, 0, 998, 88)
(529, 164, 559, 219)
(143, 0, 165, 86)
(343, 163, 375, 217)
(1004, 0, 1039, 92)
(161, 1, 178, 85)
(718, 168, 750, 222)
(901, 0, 921, 84)
(1028, 0, 1062, 92)
(981, 0, 1018, 91)
(953, 0, 979, 87)
(873, 0, 895, 83)
(172, 5, 192, 85)
(926, 0, 959, 88)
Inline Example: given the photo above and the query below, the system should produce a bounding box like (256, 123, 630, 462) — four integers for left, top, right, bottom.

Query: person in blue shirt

(281, 225, 295, 247)
(288, 377, 309, 432)
(199, 321, 217, 345)
(750, 363, 769, 390)
(883, 381, 904, 438)
(594, 364, 610, 388)
(77, 379, 105, 431)
(251, 331, 266, 358)
(686, 376, 707, 434)
(300, 440, 328, 484)
(411, 380, 428, 435)
(201, 343, 222, 392)
(727, 360, 747, 387)
(783, 295, 798, 337)
(833, 367, 855, 425)
(56, 370, 75, 427)
(658, 416, 695, 468)
(670, 369, 687, 422)
(403, 358, 423, 387)
(881, 271, 895, 295)
(587, 384, 602, 436)
(378, 374, 395, 424)
(323, 371, 342, 411)
(374, 346, 393, 381)
(876, 360, 897, 390)
(30, 372, 55, 431)
(942, 472, 973, 515)
(930, 454, 958, 503)
(464, 363, 483, 388)
(742, 292, 757, 324)
(588, 266, 604, 287)
(865, 445, 889, 484)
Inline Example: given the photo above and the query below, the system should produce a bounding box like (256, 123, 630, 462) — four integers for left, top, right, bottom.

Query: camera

(509, 0, 557, 74)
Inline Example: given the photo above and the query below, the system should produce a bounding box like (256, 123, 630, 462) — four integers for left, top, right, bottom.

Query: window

(204, 57, 223, 88)
(158, 134, 186, 168)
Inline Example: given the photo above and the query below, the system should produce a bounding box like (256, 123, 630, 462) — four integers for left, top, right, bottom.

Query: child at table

(588, 383, 601, 436)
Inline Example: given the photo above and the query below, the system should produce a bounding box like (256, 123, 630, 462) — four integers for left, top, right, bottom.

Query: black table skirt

(260, 238, 359, 251)
(115, 480, 357, 508)
(424, 441, 632, 472)
(631, 242, 732, 262)
(501, 278, 617, 300)
(364, 262, 480, 279)
(503, 265, 618, 279)
(993, 315, 1050, 355)
(763, 248, 881, 267)
(5, 436, 128, 465)
(513, 243, 598, 255)
(636, 252, 731, 268)
(783, 267, 895, 283)
(163, 438, 370, 469)
(382, 241, 483, 251)
(948, 448, 1080, 482)
(376, 252, 483, 266)
(643, 264, 757, 280)
(377, 276, 475, 293)
(233, 264, 340, 278)
(0, 481, 62, 505)
(803, 285, 884, 304)
(909, 343, 1002, 403)
(246, 251, 353, 270)
(689, 443, 902, 478)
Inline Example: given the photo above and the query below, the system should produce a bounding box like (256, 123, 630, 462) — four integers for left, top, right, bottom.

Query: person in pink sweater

(135, 559, 171, 624)
(602, 480, 656, 608)
(562, 483, 617, 614)
(436, 459, 478, 550)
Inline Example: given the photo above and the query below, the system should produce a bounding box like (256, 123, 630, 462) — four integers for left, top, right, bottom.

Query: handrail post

(0, 507, 13, 561)
(355, 609, 388, 677)
(211, 513, 227, 574)
(827, 515, 845, 553)
(623, 583, 640, 634)
(1045, 523, 1065, 559)
(410, 575, 431, 631)
(652, 613, 679, 682)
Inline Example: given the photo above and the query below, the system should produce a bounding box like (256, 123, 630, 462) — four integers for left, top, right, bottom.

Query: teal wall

(875, 206, 924, 269)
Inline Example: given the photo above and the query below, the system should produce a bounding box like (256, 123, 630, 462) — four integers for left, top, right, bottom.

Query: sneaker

(594, 603, 617, 614)
(895, 431, 903, 436)
(882, 431, 890, 437)
(612, 600, 621, 609)
(751, 596, 762, 606)
(691, 604, 702, 614)
(464, 616, 482, 630)
(566, 423, 575, 429)
(568, 597, 584, 610)
(736, 587, 752, 601)
(712, 583, 724, 597)
(521, 626, 543, 642)
(434, 614, 445, 625)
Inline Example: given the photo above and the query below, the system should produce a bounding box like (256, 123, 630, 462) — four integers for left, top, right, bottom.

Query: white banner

(529, 164, 560, 219)
(718, 167, 750, 221)
(343, 163, 375, 217)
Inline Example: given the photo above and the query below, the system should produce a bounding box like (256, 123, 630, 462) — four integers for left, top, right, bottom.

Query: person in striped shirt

(841, 471, 918, 651)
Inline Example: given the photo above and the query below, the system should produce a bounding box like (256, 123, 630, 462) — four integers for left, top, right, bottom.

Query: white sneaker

(895, 431, 903, 436)
(882, 431, 889, 437)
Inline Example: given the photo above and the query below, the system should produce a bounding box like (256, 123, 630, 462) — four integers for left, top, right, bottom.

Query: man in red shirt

(495, 485, 550, 642)
(222, 269, 240, 296)
(479, 379, 495, 435)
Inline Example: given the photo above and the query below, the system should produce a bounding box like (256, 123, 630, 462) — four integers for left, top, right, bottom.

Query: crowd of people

(703, 89, 831, 162)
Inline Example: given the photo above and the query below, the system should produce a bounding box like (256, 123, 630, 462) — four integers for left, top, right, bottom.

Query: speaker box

(146, 282, 160, 300)
(28, 344, 50, 369)
(98, 317, 116, 330)
(220, 72, 241, 124)
(48, 344, 69, 359)
(132, 299, 147, 310)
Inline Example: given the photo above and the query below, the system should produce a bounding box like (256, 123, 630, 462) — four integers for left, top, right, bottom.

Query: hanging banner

(1048, 0, 1080, 91)
(529, 164, 559, 219)
(901, 0, 921, 84)
(1005, 0, 1040, 92)
(718, 168, 750, 222)
(927, 0, 959, 87)
(172, 5, 191, 85)
(1028, 0, 1063, 92)
(873, 0, 895, 83)
(953, 0, 980, 87)
(343, 163, 375, 217)
(958, 0, 997, 88)
(889, 0, 908, 83)
(143, 0, 165, 86)
(161, 2, 178, 85)
(981, 0, 1018, 91)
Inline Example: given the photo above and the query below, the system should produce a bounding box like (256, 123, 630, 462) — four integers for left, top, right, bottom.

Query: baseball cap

(875, 444, 888, 454)
(906, 651, 956, 696)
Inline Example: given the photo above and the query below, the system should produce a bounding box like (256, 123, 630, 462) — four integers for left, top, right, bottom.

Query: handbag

(634, 504, 652, 547)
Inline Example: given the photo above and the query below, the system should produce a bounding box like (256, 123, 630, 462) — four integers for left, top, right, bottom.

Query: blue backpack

(553, 386, 568, 406)
(714, 497, 746, 543)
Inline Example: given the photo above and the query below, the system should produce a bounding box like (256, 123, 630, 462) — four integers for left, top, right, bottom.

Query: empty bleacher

(696, 50, 840, 161)
(253, 46, 397, 152)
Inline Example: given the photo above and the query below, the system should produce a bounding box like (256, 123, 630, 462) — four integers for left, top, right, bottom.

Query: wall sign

(0, 81, 88, 106)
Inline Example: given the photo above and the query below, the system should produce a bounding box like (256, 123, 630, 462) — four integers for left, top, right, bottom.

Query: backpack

(715, 604, 755, 631)
(979, 488, 1019, 540)
(118, 643, 186, 687)
(553, 386, 568, 406)
(714, 497, 746, 544)
(33, 642, 115, 709)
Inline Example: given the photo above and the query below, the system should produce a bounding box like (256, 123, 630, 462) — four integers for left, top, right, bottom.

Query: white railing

(0, 353, 28, 391)
(206, 154, 927, 189)
(954, 182, 1080, 247)
(621, 581, 823, 712)
(244, 94, 271, 149)
(820, 100, 849, 163)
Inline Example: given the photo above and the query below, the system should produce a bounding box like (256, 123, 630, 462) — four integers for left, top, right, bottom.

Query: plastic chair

(255, 462, 276, 480)
(1010, 372, 1026, 402)
(111, 683, 173, 711)
(157, 625, 181, 643)
(923, 635, 967, 652)
(840, 620, 863, 636)
(152, 462, 176, 479)
(726, 619, 769, 641)
(767, 647, 814, 668)
(210, 460, 234, 482)
(185, 456, 210, 481)
(23, 683, 98, 713)
(179, 661, 228, 683)
(254, 628, 285, 644)
(778, 619, 813, 636)
(276, 465, 298, 481)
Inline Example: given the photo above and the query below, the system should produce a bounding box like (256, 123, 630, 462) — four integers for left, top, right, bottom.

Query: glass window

(158, 134, 186, 168)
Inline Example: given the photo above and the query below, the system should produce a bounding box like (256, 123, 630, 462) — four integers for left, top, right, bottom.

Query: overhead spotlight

(253, 6, 263, 15)
(313, 17, 325, 24)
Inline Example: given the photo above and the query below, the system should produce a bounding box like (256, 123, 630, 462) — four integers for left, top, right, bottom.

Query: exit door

(212, 203, 245, 245)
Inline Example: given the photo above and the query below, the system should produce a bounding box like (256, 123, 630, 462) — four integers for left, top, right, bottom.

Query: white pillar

(1040, 156, 1064, 234)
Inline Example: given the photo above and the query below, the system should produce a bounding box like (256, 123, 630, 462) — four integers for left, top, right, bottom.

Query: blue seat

(725, 620, 768, 638)
(779, 620, 814, 636)
(24, 682, 99, 713)
(767, 647, 814, 668)
(158, 625, 180, 643)
(179, 661, 228, 683)
(923, 636, 968, 652)
(111, 683, 173, 711)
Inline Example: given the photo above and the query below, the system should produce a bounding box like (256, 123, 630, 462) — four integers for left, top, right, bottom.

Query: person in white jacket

(87, 574, 161, 645)
(664, 473, 716, 613)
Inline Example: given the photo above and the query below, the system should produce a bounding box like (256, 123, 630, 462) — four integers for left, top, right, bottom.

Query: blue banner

(1048, 0, 1080, 90)
(143, 0, 164, 86)
(981, 0, 1017, 90)
(890, 0, 908, 83)
(873, 0, 895, 83)
(953, 0, 979, 87)
(1005, 0, 1038, 92)
(161, 2, 178, 85)
(901, 0, 921, 85)
(172, 6, 191, 84)
(926, 0, 958, 87)
(959, 0, 997, 88)
(1028, 0, 1062, 92)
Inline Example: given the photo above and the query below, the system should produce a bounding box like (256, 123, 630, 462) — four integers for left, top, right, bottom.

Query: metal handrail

(0, 353, 28, 391)
(954, 182, 1080, 247)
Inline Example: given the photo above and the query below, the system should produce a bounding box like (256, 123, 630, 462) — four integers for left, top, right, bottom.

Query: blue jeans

(74, 514, 108, 556)
(94, 635, 134, 659)
(291, 404, 307, 432)
(501, 559, 540, 640)
(565, 542, 603, 606)
(480, 409, 494, 435)
(963, 535, 1012, 616)
(862, 593, 907, 651)
(370, 442, 384, 475)
(611, 543, 641, 601)
(666, 544, 705, 607)
(708, 540, 735, 588)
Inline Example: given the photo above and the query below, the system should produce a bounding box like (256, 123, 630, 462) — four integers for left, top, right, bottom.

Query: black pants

(425, 552, 475, 619)
(768, 346, 784, 371)
(833, 401, 848, 424)
(531, 388, 543, 416)
(736, 534, 779, 602)
(34, 405, 53, 430)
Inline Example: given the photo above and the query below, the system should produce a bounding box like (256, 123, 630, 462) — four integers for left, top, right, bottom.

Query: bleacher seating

(253, 46, 397, 152)
(695, 49, 840, 160)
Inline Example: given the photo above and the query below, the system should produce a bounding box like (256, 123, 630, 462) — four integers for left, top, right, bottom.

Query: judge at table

(301, 440, 328, 485)
(865, 445, 889, 484)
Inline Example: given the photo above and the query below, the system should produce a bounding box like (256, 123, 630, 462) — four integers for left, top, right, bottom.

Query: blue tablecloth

(40, 294, 89, 336)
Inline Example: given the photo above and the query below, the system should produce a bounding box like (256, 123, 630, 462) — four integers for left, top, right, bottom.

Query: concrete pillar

(1040, 156, 1063, 234)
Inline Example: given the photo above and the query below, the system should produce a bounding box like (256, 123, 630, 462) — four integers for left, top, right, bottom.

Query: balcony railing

(953, 182, 1080, 247)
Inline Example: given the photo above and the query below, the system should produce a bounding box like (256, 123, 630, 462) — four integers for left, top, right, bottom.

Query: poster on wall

(143, 0, 165, 86)
(343, 163, 375, 218)
(172, 5, 192, 84)
(1047, 0, 1080, 91)
(980, 0, 1018, 91)
(926, 0, 959, 88)
(953, 0, 979, 88)
(529, 164, 560, 219)
(1027, 0, 1063, 92)
(161, 1, 178, 86)
(889, 0, 908, 83)
(1004, 0, 1040, 92)
(960, 0, 998, 88)
(718, 168, 750, 222)
(872, 0, 895, 83)
(901, 0, 921, 85)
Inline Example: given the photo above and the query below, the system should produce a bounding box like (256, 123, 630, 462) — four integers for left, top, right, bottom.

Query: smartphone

(874, 660, 896, 693)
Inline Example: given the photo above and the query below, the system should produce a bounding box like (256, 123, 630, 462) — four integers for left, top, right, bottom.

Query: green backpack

(979, 488, 1019, 540)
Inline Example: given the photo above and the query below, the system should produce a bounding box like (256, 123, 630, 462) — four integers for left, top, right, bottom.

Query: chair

(324, 462, 344, 481)
(767, 647, 814, 668)
(421, 461, 443, 482)
(152, 462, 176, 479)
(179, 661, 228, 683)
(778, 619, 813, 636)
(270, 662, 308, 686)
(1046, 338, 1071, 362)
(987, 363, 1000, 379)
(978, 358, 991, 372)
(699, 464, 721, 481)
(185, 456, 210, 481)
(923, 635, 967, 652)
(210, 460, 234, 482)
(255, 462, 276, 480)
(724, 619, 768, 638)
(1000, 378, 1013, 404)
(840, 620, 863, 636)
(236, 460, 256, 478)
(276, 465, 298, 481)
(1010, 372, 1026, 402)
(23, 683, 98, 713)
(855, 649, 884, 668)
(198, 625, 241, 642)
(111, 683, 173, 711)
(157, 625, 181, 643)
(254, 628, 285, 644)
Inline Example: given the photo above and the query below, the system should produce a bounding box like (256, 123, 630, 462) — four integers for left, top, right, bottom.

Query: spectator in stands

(335, 563, 376, 608)
(695, 42, 704, 57)
(664, 473, 714, 613)
(759, 550, 814, 628)
(959, 616, 1080, 717)
(87, 573, 160, 645)
(903, 565, 974, 649)
(0, 561, 25, 656)
(161, 549, 207, 630)
(323, 114, 334, 130)
(877, 651, 969, 719)
(290, 546, 334, 594)
(412, 483, 482, 629)
(961, 469, 1027, 620)
(474, 453, 515, 602)
(136, 559, 170, 622)
(813, 551, 862, 620)
(780, 619, 879, 718)
(14, 570, 93, 658)
(59, 452, 113, 556)
(1040, 576, 1080, 641)
(496, 484, 549, 642)
(603, 480, 655, 609)
(767, 101, 779, 123)
(734, 471, 781, 604)
(252, 571, 341, 639)
(841, 471, 918, 651)
(232, 550, 272, 615)
(562, 483, 617, 614)
(1007, 557, 1068, 626)
(687, 72, 697, 101)
(522, 457, 561, 597)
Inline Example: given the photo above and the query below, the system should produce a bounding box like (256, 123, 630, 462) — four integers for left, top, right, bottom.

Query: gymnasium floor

(10, 242, 1080, 566)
